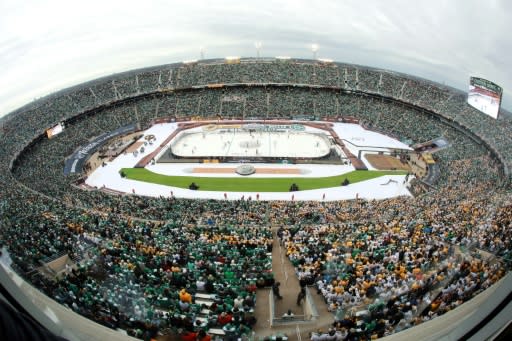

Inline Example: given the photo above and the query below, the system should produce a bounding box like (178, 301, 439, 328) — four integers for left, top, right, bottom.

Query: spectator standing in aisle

(272, 282, 283, 299)
(297, 287, 306, 306)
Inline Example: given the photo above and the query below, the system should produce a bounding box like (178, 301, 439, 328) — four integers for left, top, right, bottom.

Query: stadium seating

(0, 59, 511, 340)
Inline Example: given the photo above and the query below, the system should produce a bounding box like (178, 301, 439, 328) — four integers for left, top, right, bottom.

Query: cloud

(0, 0, 510, 116)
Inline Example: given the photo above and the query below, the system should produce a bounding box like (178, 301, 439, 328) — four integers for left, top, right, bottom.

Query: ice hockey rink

(167, 126, 332, 159)
(85, 121, 413, 201)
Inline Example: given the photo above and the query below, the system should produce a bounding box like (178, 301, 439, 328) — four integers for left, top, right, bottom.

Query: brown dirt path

(191, 167, 302, 174)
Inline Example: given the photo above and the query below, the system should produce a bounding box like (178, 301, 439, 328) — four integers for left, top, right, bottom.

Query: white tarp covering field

(85, 121, 413, 201)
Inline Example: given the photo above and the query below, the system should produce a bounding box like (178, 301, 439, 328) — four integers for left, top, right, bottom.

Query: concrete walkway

(252, 227, 335, 340)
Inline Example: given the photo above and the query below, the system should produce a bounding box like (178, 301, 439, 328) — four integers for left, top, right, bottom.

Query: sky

(0, 0, 511, 118)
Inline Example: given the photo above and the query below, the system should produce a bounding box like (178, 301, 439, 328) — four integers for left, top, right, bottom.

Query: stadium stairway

(252, 227, 336, 340)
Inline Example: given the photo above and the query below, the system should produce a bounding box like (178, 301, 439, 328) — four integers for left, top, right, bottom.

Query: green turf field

(121, 168, 407, 192)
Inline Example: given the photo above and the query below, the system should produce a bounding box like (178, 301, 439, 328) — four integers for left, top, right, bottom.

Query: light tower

(254, 41, 262, 59)
(200, 46, 205, 60)
(311, 43, 319, 60)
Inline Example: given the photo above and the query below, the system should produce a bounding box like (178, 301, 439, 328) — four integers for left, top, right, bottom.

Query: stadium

(0, 58, 511, 341)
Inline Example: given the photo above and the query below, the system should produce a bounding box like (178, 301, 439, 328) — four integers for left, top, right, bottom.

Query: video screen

(467, 77, 502, 119)
(46, 122, 64, 139)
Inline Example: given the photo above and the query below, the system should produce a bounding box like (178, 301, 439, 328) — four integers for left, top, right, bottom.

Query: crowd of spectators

(2, 185, 273, 338)
(1, 59, 511, 340)
(1, 61, 510, 182)
(279, 154, 509, 338)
